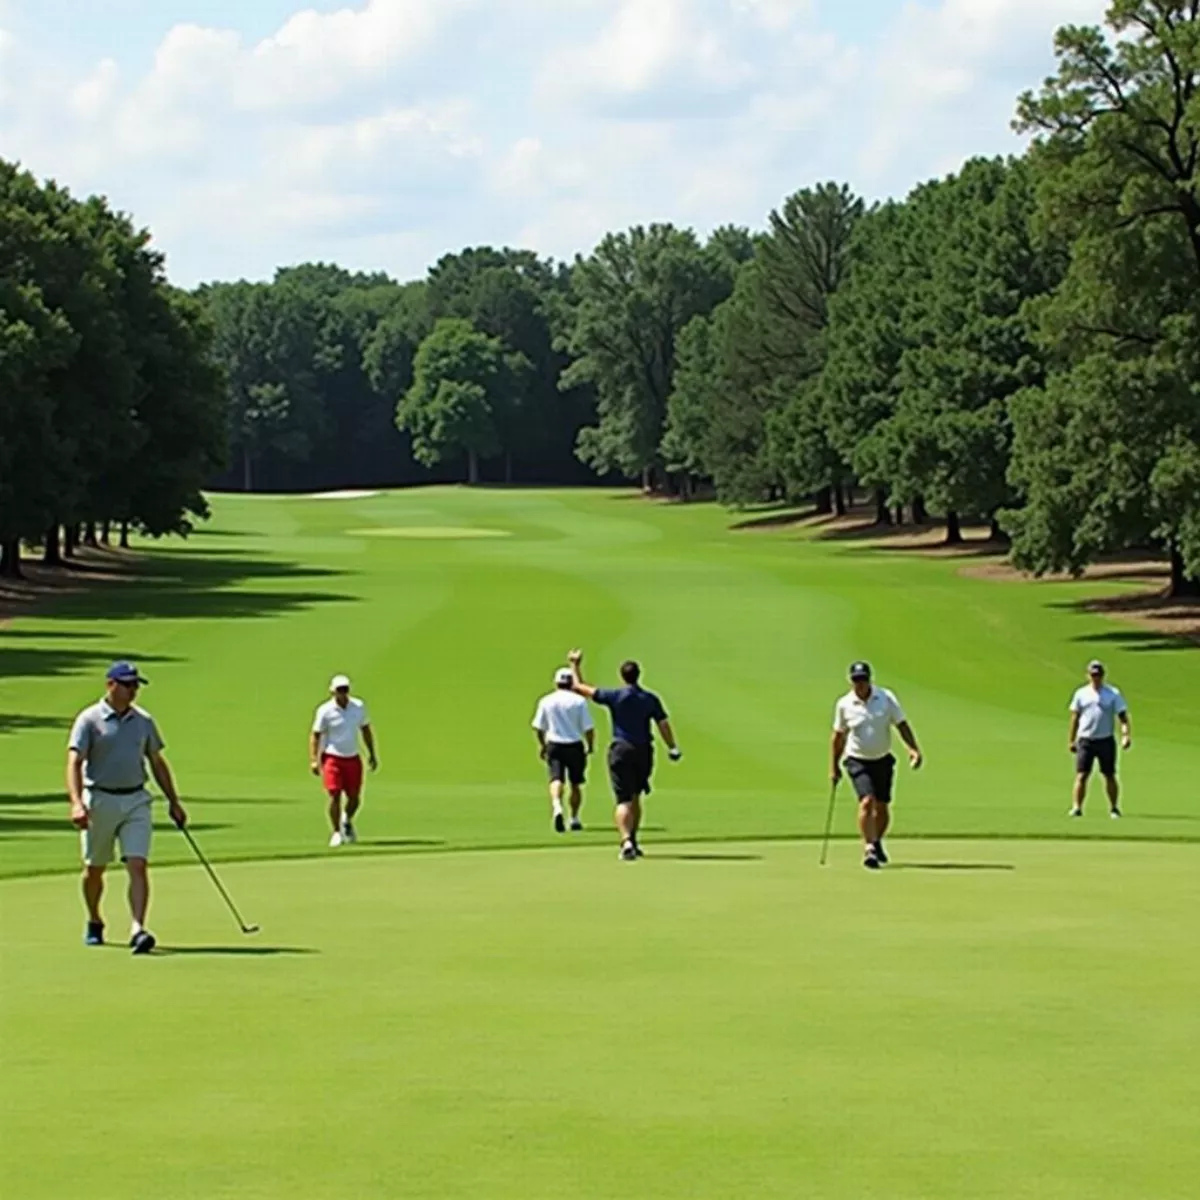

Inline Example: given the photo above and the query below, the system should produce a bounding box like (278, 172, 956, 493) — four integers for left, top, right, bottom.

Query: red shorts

(321, 753, 363, 797)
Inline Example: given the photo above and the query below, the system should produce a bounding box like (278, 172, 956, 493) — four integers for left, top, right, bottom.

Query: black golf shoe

(873, 840, 888, 865)
(84, 921, 104, 947)
(553, 812, 566, 834)
(863, 851, 881, 871)
(130, 930, 156, 955)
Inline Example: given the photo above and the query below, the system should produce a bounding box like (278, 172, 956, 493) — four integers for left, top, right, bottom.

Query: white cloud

(0, 0, 1111, 285)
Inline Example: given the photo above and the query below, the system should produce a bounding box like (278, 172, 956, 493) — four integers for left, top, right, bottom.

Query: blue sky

(0, 0, 1109, 287)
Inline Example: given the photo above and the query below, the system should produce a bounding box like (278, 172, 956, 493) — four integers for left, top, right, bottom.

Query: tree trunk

(467, 450, 479, 485)
(814, 486, 833, 516)
(84, 522, 99, 548)
(945, 511, 964, 546)
(120, 521, 130, 549)
(63, 525, 79, 558)
(989, 515, 1009, 544)
(100, 520, 111, 545)
(874, 489, 892, 526)
(1169, 545, 1200, 598)
(893, 505, 904, 527)
(43, 524, 63, 566)
(0, 538, 23, 579)
(912, 496, 928, 525)
(834, 484, 847, 517)
(641, 465, 655, 493)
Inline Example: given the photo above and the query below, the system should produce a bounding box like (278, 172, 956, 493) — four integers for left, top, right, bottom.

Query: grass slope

(1, 488, 1198, 1199)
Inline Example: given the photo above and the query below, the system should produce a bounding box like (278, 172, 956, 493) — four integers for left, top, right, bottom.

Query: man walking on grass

(310, 674, 378, 847)
(568, 649, 681, 861)
(532, 667, 596, 833)
(1068, 660, 1131, 819)
(67, 662, 188, 953)
(830, 661, 922, 871)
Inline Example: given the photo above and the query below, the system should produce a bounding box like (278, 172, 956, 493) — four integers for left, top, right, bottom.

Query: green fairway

(2, 488, 1198, 1198)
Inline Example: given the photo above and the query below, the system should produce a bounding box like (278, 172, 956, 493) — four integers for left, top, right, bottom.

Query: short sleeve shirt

(591, 686, 667, 747)
(532, 690, 594, 744)
(833, 687, 906, 761)
(1070, 684, 1127, 740)
(313, 697, 370, 758)
(68, 700, 164, 791)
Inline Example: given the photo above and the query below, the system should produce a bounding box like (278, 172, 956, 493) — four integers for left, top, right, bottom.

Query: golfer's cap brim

(555, 669, 574, 685)
(329, 675, 351, 691)
(1088, 660, 1105, 674)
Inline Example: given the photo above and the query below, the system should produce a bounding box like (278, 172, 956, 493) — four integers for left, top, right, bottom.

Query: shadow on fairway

(359, 838, 447, 848)
(0, 645, 183, 684)
(655, 852, 764, 862)
(154, 946, 317, 957)
(890, 862, 1016, 872)
(0, 714, 68, 735)
(1067, 628, 1198, 653)
(8, 546, 358, 627)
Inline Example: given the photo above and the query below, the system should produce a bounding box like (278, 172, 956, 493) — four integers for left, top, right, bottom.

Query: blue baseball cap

(106, 661, 148, 685)
(849, 661, 872, 681)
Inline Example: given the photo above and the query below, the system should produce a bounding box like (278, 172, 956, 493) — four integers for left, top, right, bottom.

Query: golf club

(176, 820, 260, 935)
(819, 778, 840, 867)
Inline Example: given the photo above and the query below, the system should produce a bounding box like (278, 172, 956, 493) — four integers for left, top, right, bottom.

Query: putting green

(1, 487, 1198, 1198)
(348, 525, 513, 539)
(2, 841, 1197, 1199)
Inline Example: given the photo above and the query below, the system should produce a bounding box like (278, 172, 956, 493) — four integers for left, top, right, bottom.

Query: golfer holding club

(532, 667, 596, 833)
(310, 675, 378, 847)
(830, 661, 922, 870)
(66, 661, 188, 953)
(568, 649, 680, 860)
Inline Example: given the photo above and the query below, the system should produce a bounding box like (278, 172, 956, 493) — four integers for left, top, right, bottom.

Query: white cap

(555, 668, 574, 686)
(329, 674, 351, 692)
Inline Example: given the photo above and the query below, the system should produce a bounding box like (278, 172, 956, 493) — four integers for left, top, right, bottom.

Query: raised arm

(568, 649, 599, 700)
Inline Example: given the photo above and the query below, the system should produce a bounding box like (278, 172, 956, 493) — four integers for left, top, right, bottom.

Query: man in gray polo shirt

(67, 661, 188, 953)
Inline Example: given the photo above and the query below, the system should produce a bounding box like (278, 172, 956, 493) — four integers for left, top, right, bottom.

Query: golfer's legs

(1104, 772, 1120, 810)
(344, 789, 362, 820)
(549, 779, 565, 813)
(568, 783, 583, 818)
(874, 799, 891, 841)
(82, 867, 105, 922)
(1072, 773, 1089, 810)
(326, 791, 343, 831)
(126, 857, 149, 927)
(615, 800, 638, 842)
(857, 796, 877, 845)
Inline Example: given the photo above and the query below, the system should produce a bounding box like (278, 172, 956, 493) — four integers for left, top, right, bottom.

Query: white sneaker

(1068, 807, 1083, 818)
(1110, 808, 1121, 820)
(342, 821, 358, 843)
(329, 831, 343, 848)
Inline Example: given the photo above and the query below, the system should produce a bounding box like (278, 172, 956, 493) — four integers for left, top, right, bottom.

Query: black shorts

(607, 740, 653, 803)
(845, 754, 896, 804)
(1076, 737, 1117, 778)
(546, 741, 587, 785)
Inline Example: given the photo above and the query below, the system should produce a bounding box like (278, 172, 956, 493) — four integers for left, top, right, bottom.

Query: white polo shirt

(833, 686, 906, 761)
(532, 689, 594, 745)
(1070, 683, 1127, 740)
(313, 697, 370, 758)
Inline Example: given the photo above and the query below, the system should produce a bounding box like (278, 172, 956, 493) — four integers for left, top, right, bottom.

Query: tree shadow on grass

(890, 862, 1016, 872)
(358, 838, 447, 849)
(654, 852, 763, 862)
(153, 946, 317, 957)
(15, 545, 358, 625)
(0, 714, 68, 735)
(0, 645, 183, 684)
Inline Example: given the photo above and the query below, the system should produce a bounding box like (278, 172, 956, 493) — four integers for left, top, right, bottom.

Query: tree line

(1, 2, 1196, 592)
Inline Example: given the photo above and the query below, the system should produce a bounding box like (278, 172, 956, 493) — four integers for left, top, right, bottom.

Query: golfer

(66, 661, 188, 953)
(1068, 659, 1131, 819)
(310, 674, 378, 847)
(532, 667, 596, 833)
(568, 649, 680, 861)
(830, 661, 922, 870)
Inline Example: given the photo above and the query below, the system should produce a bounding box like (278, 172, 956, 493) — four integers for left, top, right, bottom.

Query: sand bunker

(309, 490, 382, 500)
(348, 526, 512, 540)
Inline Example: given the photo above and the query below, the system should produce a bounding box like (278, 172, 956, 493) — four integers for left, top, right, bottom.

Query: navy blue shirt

(592, 686, 668, 746)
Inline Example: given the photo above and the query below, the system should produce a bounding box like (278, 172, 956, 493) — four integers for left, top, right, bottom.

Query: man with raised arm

(568, 649, 680, 861)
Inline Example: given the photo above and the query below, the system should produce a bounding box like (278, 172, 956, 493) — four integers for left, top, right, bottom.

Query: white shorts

(81, 788, 153, 867)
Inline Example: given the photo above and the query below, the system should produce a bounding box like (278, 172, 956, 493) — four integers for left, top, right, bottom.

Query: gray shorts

(81, 788, 153, 867)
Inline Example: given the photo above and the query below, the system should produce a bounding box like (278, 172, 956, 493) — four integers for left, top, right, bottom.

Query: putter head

(242, 924, 261, 935)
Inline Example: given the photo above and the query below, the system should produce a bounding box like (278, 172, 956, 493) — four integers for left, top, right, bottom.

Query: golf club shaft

(819, 780, 839, 866)
(178, 824, 256, 932)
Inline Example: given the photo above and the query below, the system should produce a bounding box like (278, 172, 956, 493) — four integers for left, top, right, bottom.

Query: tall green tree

(563, 225, 746, 488)
(1007, 0, 1200, 593)
(398, 318, 528, 483)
